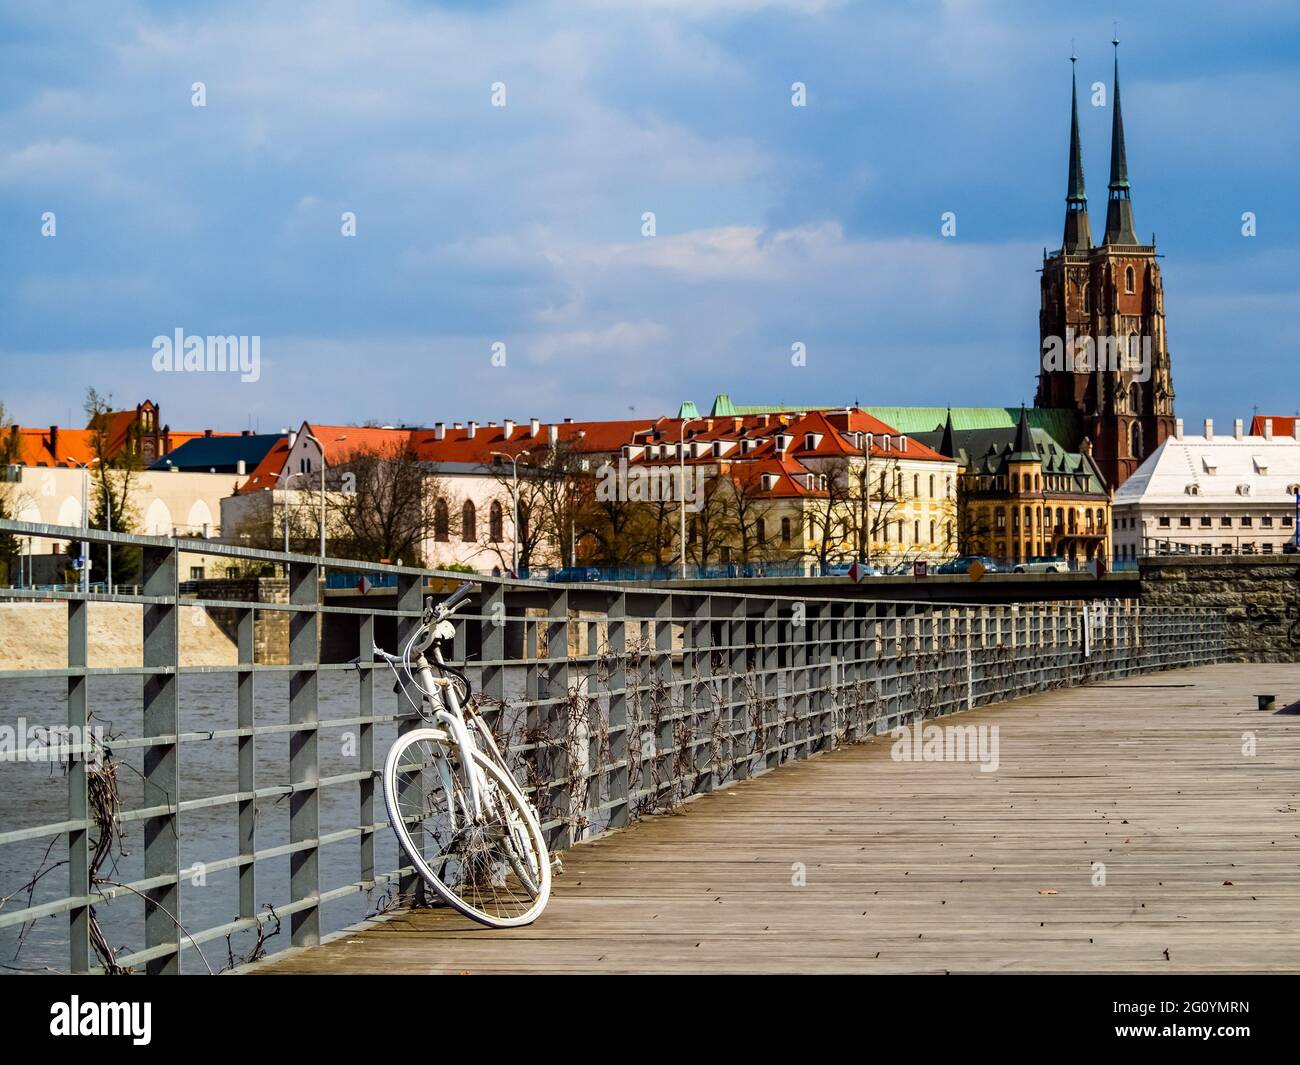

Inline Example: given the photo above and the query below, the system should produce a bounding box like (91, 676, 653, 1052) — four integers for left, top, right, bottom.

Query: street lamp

(491, 450, 530, 576)
(679, 417, 697, 579)
(270, 470, 312, 553)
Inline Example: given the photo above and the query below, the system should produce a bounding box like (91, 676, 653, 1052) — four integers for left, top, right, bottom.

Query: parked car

(934, 555, 1000, 575)
(1012, 556, 1070, 574)
(821, 561, 884, 578)
(547, 567, 602, 583)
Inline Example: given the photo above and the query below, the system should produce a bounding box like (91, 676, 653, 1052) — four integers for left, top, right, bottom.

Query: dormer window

(1236, 483, 1251, 496)
(1202, 457, 1217, 475)
(761, 473, 777, 492)
(1253, 456, 1269, 475)
(1185, 483, 1199, 495)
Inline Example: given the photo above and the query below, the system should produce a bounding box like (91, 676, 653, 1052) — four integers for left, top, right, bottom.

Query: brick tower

(1035, 42, 1176, 490)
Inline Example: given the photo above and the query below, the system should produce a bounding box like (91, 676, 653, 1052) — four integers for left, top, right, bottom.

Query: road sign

(848, 562, 867, 583)
(968, 559, 986, 581)
(913, 561, 928, 579)
(356, 576, 372, 595)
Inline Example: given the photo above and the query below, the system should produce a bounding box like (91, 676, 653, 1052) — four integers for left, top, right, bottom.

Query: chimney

(758, 414, 769, 427)
(529, 417, 540, 437)
(236, 459, 247, 476)
(503, 419, 515, 437)
(49, 425, 58, 456)
(467, 421, 478, 439)
(453, 422, 463, 429)
(434, 422, 445, 440)
(548, 424, 558, 447)
(1263, 418, 1273, 440)
(563, 417, 573, 424)
(241, 429, 251, 437)
(1174, 418, 1184, 440)
(288, 429, 298, 447)
(1234, 418, 1244, 440)
(204, 428, 213, 438)
(1294, 419, 1300, 442)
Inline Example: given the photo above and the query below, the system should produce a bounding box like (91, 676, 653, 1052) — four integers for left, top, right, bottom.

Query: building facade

(1113, 418, 1300, 559)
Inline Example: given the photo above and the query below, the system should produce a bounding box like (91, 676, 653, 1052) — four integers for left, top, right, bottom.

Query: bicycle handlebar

(434, 581, 476, 617)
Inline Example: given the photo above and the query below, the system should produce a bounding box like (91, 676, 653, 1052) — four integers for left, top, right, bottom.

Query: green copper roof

(709, 393, 738, 416)
(684, 397, 1082, 450)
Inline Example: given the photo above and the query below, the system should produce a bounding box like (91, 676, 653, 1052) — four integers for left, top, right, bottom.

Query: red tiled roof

(235, 436, 292, 494)
(1250, 415, 1298, 437)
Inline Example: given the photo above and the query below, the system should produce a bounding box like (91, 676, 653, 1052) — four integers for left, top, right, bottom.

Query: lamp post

(491, 450, 529, 576)
(679, 417, 697, 579)
(70, 459, 95, 593)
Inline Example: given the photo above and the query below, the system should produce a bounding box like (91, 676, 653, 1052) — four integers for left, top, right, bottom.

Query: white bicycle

(375, 582, 551, 927)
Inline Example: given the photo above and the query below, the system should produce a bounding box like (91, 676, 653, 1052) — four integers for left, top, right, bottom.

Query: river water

(1, 671, 416, 973)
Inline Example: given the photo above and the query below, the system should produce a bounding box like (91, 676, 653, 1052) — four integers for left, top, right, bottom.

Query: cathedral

(1035, 42, 1177, 490)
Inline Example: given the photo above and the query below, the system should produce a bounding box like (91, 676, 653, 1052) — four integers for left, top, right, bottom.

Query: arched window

(1068, 509, 1077, 533)
(1129, 382, 1141, 415)
(1082, 283, 1090, 313)
(489, 500, 504, 542)
(1124, 265, 1135, 293)
(1131, 422, 1143, 459)
(461, 500, 476, 542)
(434, 498, 450, 542)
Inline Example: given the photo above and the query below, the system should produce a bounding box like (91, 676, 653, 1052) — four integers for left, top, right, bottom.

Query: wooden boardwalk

(252, 663, 1300, 974)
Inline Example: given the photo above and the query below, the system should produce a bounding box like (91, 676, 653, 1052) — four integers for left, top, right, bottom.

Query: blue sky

(2, 0, 1298, 432)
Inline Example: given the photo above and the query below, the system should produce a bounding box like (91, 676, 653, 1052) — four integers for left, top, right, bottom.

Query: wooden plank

(249, 663, 1300, 974)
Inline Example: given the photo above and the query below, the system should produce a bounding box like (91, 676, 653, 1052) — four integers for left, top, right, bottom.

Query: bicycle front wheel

(382, 727, 551, 927)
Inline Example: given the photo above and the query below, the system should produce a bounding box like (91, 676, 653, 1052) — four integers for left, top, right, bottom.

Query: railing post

(394, 573, 424, 900)
(287, 559, 320, 948)
(606, 592, 629, 829)
(761, 598, 780, 770)
(544, 588, 571, 850)
(67, 597, 89, 973)
(357, 610, 375, 890)
(236, 606, 256, 924)
(689, 595, 714, 791)
(142, 543, 181, 974)
(653, 593, 674, 798)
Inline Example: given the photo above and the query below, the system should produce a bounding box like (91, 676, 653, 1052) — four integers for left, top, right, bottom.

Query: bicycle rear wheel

(382, 727, 550, 927)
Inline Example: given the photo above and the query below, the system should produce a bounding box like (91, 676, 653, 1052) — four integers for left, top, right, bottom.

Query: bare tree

(327, 440, 449, 564)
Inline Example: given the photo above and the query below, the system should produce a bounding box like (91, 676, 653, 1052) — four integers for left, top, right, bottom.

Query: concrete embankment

(0, 602, 236, 670)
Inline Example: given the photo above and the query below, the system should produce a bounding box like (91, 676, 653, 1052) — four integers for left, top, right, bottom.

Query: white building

(1112, 417, 1300, 559)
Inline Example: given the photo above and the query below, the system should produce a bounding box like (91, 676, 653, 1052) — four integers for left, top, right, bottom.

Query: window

(995, 508, 1006, 530)
(1220, 516, 1232, 528)
(1222, 543, 1234, 555)
(781, 517, 791, 546)
(1284, 516, 1294, 528)
(1125, 265, 1135, 293)
(1263, 542, 1274, 554)
(913, 474, 919, 497)
(1241, 515, 1253, 528)
(1262, 515, 1274, 527)
(489, 500, 504, 542)
(1200, 516, 1212, 528)
(1131, 422, 1143, 460)
(1178, 516, 1191, 528)
(929, 475, 935, 497)
(434, 498, 450, 542)
(189, 566, 204, 580)
(1158, 516, 1171, 528)
(462, 500, 476, 542)
(756, 518, 766, 544)
(913, 520, 920, 543)
(929, 520, 935, 543)
(1083, 283, 1090, 313)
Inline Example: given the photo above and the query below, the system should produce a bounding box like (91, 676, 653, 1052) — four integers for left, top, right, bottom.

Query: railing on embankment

(0, 519, 1228, 973)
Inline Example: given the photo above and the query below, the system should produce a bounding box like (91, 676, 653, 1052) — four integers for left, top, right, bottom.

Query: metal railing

(0, 519, 1229, 973)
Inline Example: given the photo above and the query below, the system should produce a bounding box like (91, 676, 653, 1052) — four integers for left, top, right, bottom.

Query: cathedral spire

(1062, 49, 1092, 253)
(1104, 35, 1139, 245)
